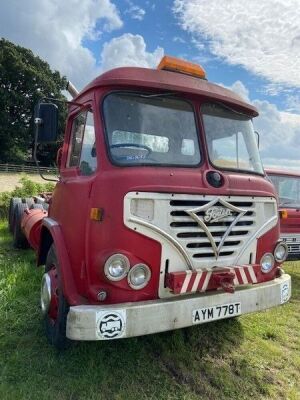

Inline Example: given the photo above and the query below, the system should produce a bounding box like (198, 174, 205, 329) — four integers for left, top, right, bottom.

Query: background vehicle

(9, 56, 291, 349)
(266, 168, 300, 260)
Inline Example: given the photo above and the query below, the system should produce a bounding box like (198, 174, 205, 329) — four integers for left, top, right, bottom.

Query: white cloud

(125, 4, 146, 21)
(227, 81, 300, 169)
(0, 0, 123, 88)
(173, 0, 300, 88)
(173, 36, 186, 44)
(222, 80, 250, 103)
(100, 33, 164, 71)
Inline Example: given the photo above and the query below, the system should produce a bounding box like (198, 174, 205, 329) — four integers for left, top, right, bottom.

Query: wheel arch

(38, 218, 82, 305)
(38, 226, 53, 266)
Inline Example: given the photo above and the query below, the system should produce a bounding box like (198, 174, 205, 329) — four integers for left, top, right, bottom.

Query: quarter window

(68, 110, 97, 175)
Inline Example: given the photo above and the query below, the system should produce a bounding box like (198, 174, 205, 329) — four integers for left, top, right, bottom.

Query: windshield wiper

(280, 200, 300, 207)
(139, 92, 177, 98)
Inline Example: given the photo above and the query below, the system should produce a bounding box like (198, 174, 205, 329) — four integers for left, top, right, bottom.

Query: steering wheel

(110, 143, 152, 160)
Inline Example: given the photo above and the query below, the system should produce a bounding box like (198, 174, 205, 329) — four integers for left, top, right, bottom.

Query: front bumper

(66, 274, 291, 341)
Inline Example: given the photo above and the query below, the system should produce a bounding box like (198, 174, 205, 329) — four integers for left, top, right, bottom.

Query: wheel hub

(40, 273, 51, 315)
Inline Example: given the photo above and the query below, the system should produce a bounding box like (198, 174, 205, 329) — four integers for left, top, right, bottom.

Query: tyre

(8, 197, 21, 233)
(29, 203, 44, 210)
(23, 197, 34, 209)
(42, 202, 49, 211)
(13, 202, 29, 249)
(31, 202, 49, 211)
(43, 244, 70, 350)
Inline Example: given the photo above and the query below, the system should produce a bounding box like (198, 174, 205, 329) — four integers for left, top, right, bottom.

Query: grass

(0, 219, 299, 400)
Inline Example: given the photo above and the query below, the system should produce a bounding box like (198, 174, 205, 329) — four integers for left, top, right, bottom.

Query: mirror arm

(42, 96, 83, 108)
(33, 102, 59, 182)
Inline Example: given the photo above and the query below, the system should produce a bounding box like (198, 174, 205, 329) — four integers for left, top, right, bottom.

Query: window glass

(68, 111, 97, 175)
(202, 103, 263, 174)
(112, 130, 169, 153)
(268, 174, 300, 207)
(103, 93, 200, 166)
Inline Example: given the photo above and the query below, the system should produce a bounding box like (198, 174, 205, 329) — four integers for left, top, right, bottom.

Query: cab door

(50, 105, 98, 287)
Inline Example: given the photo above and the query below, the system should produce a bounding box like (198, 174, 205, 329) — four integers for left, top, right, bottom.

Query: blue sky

(1, 0, 300, 168)
(82, 0, 300, 113)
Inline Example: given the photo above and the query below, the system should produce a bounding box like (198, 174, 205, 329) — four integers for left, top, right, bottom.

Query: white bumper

(66, 274, 291, 341)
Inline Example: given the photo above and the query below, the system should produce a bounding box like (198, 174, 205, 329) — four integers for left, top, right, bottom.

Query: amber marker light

(90, 208, 103, 221)
(280, 209, 288, 219)
(157, 55, 206, 79)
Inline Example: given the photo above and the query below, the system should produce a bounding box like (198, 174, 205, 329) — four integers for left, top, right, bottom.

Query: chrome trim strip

(185, 197, 247, 259)
(129, 216, 194, 270)
(235, 215, 278, 263)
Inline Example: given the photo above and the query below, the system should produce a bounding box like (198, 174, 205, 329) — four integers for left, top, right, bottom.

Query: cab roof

(265, 168, 300, 178)
(80, 67, 258, 117)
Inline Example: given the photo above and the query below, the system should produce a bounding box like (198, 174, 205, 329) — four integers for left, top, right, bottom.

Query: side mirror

(34, 103, 58, 143)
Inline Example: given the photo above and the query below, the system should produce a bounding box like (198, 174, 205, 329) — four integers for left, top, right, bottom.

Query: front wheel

(41, 244, 70, 350)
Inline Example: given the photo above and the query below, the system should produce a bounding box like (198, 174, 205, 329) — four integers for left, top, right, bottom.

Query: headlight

(274, 242, 288, 262)
(128, 264, 151, 289)
(260, 253, 275, 273)
(104, 254, 130, 281)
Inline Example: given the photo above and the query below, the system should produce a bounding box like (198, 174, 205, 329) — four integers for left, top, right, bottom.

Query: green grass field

(0, 220, 299, 400)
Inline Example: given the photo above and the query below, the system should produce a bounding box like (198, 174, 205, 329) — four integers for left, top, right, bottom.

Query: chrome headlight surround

(104, 254, 130, 281)
(274, 242, 288, 263)
(128, 263, 151, 290)
(260, 253, 275, 273)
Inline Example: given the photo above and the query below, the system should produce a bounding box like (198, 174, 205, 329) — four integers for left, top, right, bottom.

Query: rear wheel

(13, 202, 29, 248)
(42, 244, 70, 350)
(23, 197, 34, 209)
(8, 197, 21, 233)
(29, 203, 44, 211)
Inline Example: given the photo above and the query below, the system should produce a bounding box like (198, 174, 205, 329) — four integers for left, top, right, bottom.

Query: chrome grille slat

(170, 216, 255, 223)
(186, 245, 239, 254)
(178, 235, 249, 244)
(172, 225, 253, 232)
(169, 198, 258, 260)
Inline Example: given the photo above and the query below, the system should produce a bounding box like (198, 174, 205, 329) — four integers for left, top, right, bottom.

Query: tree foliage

(0, 38, 67, 165)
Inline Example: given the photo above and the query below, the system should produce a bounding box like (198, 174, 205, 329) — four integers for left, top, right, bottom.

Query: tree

(0, 38, 67, 165)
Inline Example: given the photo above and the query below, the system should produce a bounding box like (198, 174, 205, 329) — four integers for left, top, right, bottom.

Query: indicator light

(90, 207, 103, 221)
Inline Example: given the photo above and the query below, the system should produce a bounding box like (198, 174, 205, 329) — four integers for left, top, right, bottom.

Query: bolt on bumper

(66, 274, 291, 341)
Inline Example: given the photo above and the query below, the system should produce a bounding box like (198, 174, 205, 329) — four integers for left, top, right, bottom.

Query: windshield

(268, 174, 300, 208)
(103, 93, 201, 166)
(202, 103, 263, 174)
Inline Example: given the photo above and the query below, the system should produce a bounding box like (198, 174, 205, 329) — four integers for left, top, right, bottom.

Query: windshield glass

(268, 174, 300, 208)
(202, 103, 263, 174)
(103, 93, 201, 166)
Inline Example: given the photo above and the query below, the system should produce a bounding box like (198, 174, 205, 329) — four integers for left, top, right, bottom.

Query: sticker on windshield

(96, 310, 126, 339)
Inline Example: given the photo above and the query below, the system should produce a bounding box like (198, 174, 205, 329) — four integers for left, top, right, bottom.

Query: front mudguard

(38, 217, 82, 305)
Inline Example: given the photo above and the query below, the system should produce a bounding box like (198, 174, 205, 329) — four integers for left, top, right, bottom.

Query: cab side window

(68, 110, 97, 175)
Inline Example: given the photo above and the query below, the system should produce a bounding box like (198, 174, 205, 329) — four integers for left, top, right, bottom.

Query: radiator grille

(282, 235, 300, 255)
(169, 199, 256, 261)
(124, 192, 277, 274)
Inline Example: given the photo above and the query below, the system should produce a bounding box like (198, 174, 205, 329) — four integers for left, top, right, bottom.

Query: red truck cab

(12, 56, 291, 348)
(266, 168, 300, 260)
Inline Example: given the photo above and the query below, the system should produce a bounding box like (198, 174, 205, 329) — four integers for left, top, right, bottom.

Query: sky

(1, 0, 300, 169)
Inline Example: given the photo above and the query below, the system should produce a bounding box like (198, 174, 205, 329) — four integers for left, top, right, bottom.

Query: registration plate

(192, 302, 241, 324)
